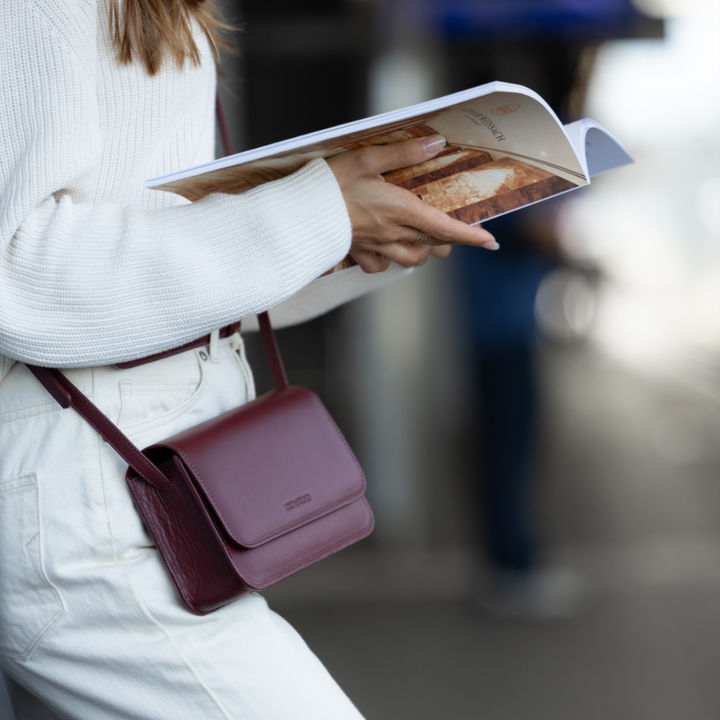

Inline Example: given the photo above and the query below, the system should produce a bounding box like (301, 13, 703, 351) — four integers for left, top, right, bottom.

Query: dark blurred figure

(455, 210, 584, 617)
(433, 0, 653, 617)
(457, 218, 548, 581)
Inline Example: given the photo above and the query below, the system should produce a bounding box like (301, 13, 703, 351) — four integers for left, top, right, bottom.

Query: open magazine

(148, 81, 632, 272)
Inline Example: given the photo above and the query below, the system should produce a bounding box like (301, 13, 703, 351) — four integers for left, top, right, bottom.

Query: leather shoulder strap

(26, 365, 171, 490)
(26, 306, 286, 491)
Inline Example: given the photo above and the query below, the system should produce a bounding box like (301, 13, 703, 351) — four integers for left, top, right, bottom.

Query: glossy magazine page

(148, 82, 590, 226)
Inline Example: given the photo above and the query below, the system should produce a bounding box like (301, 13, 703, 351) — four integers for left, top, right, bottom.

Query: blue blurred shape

(423, 0, 648, 38)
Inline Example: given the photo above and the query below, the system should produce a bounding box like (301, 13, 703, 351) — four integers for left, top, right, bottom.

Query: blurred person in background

(368, 0, 651, 618)
(457, 207, 586, 617)
(440, 1, 612, 618)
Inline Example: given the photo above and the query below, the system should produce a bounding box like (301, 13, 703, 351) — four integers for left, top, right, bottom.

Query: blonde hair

(109, 0, 233, 76)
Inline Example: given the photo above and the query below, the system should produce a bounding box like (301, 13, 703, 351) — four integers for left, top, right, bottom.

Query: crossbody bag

(26, 97, 373, 615)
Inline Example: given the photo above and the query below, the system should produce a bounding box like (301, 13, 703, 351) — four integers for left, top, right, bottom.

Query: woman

(0, 1, 496, 717)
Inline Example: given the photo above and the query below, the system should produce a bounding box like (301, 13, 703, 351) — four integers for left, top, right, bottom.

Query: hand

(326, 135, 498, 273)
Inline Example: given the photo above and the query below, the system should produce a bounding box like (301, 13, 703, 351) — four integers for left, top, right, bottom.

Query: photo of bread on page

(151, 90, 588, 226)
(366, 122, 582, 225)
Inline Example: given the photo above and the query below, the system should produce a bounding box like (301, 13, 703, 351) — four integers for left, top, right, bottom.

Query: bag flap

(145, 386, 365, 549)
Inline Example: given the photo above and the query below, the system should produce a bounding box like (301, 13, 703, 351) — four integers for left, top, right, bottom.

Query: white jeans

(0, 334, 364, 720)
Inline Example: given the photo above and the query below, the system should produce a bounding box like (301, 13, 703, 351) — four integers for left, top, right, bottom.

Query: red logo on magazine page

(491, 104, 521, 115)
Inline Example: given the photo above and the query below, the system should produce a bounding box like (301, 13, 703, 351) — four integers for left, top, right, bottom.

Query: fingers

(352, 240, 434, 269)
(380, 242, 434, 268)
(407, 231, 448, 247)
(339, 175, 498, 249)
(397, 196, 499, 249)
(350, 240, 449, 275)
(336, 135, 448, 178)
(349, 248, 391, 274)
(430, 245, 452, 259)
(326, 135, 500, 260)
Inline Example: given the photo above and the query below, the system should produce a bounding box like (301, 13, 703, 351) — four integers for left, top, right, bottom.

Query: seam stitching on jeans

(125, 576, 234, 720)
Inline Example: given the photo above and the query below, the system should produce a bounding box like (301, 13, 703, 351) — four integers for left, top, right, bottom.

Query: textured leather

(127, 455, 248, 614)
(127, 387, 373, 613)
(28, 312, 373, 615)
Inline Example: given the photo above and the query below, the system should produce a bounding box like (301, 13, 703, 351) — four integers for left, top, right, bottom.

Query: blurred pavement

(264, 340, 720, 720)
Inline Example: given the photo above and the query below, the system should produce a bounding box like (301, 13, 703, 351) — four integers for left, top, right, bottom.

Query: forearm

(0, 160, 351, 367)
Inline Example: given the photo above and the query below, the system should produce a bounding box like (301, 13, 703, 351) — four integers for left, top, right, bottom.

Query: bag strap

(26, 309, 286, 492)
(26, 365, 171, 490)
(25, 95, 289, 490)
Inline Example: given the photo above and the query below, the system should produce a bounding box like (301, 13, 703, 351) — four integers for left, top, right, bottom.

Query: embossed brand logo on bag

(284, 494, 312, 511)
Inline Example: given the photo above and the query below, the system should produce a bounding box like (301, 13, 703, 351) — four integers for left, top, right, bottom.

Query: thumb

(361, 135, 447, 176)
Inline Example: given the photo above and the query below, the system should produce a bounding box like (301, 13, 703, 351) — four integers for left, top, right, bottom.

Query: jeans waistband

(115, 322, 241, 369)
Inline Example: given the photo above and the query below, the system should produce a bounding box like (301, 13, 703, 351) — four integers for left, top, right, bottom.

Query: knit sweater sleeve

(0, 2, 352, 368)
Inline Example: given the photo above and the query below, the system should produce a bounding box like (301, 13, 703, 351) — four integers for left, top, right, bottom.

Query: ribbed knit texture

(0, 0, 352, 379)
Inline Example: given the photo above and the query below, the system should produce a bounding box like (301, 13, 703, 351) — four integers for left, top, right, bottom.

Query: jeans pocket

(0, 473, 64, 661)
(118, 378, 200, 428)
(115, 350, 206, 434)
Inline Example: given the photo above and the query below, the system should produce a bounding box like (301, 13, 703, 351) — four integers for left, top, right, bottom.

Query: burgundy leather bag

(27, 312, 373, 615)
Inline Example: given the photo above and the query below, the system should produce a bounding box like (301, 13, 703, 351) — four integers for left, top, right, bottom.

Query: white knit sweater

(0, 0, 357, 382)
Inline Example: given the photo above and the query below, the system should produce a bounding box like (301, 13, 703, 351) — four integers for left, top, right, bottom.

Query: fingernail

(482, 240, 500, 251)
(421, 134, 447, 156)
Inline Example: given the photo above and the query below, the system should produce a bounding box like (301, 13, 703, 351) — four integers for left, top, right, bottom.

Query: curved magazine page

(147, 82, 588, 226)
(563, 119, 634, 178)
(380, 91, 588, 225)
(148, 81, 554, 184)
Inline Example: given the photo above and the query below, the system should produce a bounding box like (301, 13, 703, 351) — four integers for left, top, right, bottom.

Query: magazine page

(149, 81, 540, 185)
(563, 118, 634, 178)
(149, 83, 588, 226)
(377, 92, 588, 224)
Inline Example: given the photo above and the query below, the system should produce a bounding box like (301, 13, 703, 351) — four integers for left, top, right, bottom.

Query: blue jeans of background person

(455, 225, 553, 575)
(472, 344, 538, 572)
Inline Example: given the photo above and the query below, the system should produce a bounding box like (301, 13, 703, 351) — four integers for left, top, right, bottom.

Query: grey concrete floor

(265, 342, 720, 720)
